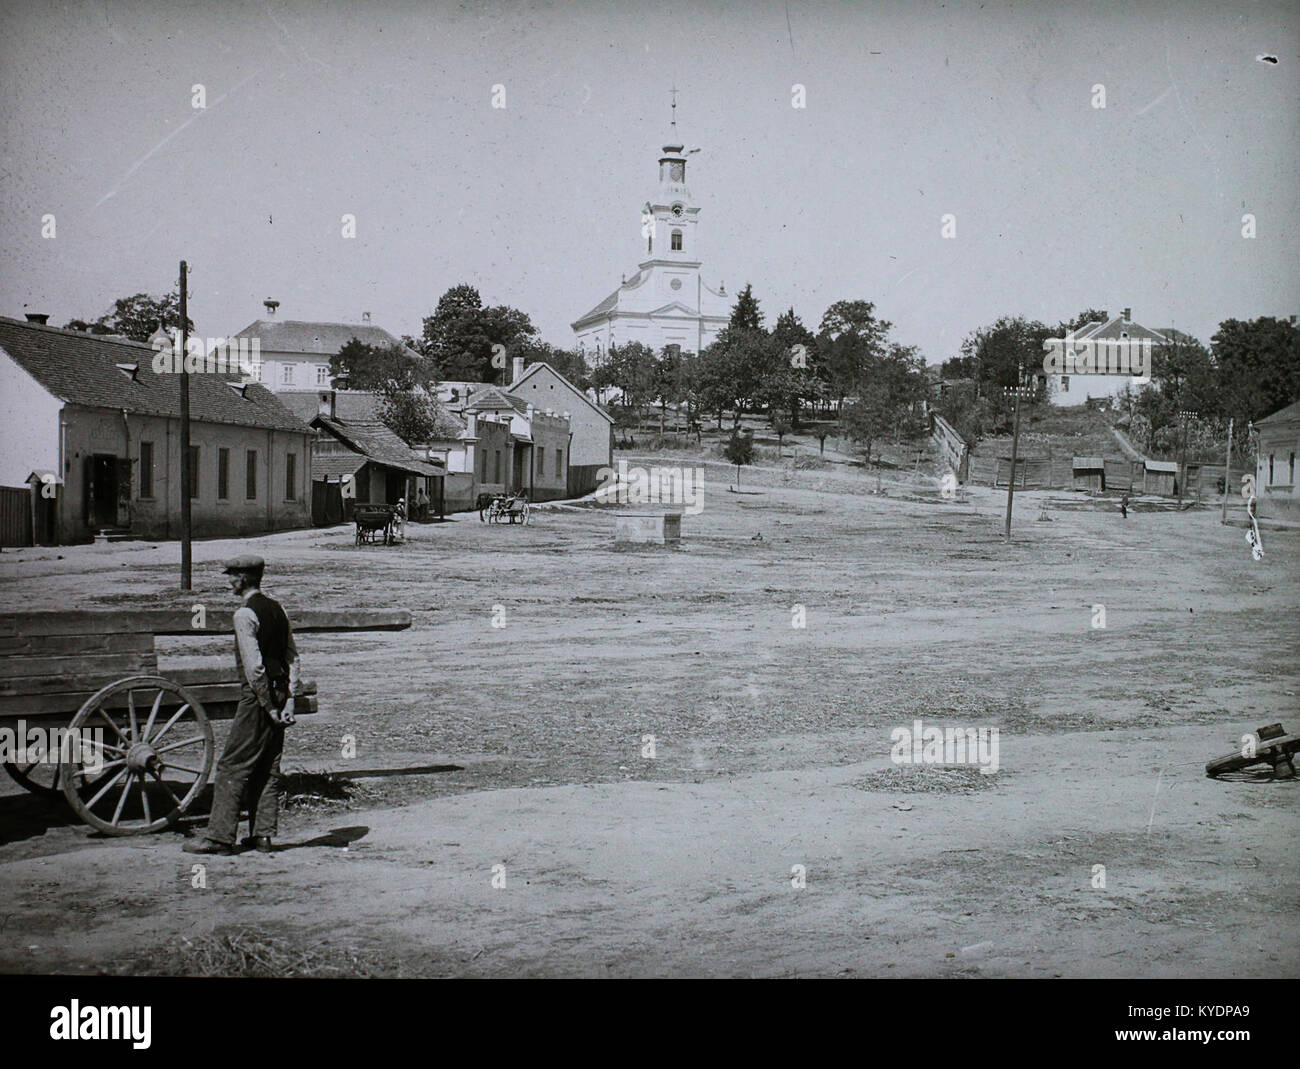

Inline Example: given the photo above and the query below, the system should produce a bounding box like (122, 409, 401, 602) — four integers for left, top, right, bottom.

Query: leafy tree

(698, 327, 783, 428)
(65, 291, 194, 342)
(724, 428, 754, 487)
(421, 284, 537, 383)
(957, 315, 1051, 425)
(817, 299, 892, 413)
(329, 338, 449, 444)
(1212, 317, 1300, 424)
(770, 411, 792, 457)
(590, 341, 657, 422)
(841, 342, 927, 466)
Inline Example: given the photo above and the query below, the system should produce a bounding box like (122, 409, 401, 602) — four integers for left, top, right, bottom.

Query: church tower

(571, 93, 731, 364)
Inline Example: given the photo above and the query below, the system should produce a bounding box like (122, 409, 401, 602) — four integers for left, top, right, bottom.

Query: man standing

(185, 555, 300, 856)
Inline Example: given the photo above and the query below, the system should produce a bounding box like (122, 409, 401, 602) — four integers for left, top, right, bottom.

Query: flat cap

(221, 554, 265, 574)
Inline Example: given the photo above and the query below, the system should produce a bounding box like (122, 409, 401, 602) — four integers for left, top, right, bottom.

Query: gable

(507, 362, 613, 424)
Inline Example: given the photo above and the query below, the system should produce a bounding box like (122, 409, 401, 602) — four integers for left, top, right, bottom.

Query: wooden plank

(0, 651, 158, 681)
(0, 632, 155, 656)
(0, 678, 319, 718)
(0, 608, 412, 637)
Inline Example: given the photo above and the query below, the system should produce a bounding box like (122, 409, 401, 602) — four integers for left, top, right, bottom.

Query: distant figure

(414, 486, 430, 521)
(1120, 492, 1129, 519)
(393, 497, 407, 540)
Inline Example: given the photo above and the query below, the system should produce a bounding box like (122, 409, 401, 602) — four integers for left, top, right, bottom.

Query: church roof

(575, 287, 623, 325)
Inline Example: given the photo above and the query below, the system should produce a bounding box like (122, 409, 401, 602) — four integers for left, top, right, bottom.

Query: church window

(671, 229, 682, 251)
(647, 235, 653, 253)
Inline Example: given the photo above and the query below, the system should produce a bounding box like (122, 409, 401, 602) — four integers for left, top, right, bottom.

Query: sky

(1, 0, 1296, 366)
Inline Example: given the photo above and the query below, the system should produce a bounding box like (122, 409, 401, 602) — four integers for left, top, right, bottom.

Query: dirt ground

(1, 454, 1297, 978)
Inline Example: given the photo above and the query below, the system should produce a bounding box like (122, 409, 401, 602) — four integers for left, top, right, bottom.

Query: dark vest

(236, 591, 291, 689)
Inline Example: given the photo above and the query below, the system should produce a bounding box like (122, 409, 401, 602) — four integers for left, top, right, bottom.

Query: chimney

(318, 390, 337, 420)
(263, 299, 280, 316)
(1122, 307, 1131, 322)
(512, 356, 524, 384)
(466, 412, 478, 437)
(24, 313, 49, 325)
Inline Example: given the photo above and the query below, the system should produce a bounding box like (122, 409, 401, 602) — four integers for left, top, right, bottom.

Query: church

(571, 112, 732, 364)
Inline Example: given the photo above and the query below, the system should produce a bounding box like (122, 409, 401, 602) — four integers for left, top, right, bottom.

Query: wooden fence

(930, 415, 969, 481)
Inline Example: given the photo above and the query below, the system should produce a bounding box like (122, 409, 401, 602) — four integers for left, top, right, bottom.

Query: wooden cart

(0, 608, 411, 835)
(354, 504, 397, 545)
(1205, 722, 1299, 779)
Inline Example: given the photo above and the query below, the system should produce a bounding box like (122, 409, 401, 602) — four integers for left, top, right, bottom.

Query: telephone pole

(1003, 363, 1030, 542)
(1220, 418, 1233, 524)
(1177, 408, 1197, 509)
(179, 260, 192, 591)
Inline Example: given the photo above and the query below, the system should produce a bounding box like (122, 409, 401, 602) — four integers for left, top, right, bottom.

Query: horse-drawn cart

(354, 504, 397, 545)
(0, 608, 411, 835)
(481, 492, 530, 525)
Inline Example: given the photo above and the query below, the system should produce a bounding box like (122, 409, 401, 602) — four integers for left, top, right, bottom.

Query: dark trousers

(206, 687, 284, 844)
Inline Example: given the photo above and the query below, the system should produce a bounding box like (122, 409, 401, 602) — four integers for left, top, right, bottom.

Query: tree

(729, 283, 765, 330)
(817, 299, 892, 413)
(724, 429, 754, 487)
(957, 315, 1051, 424)
(65, 291, 194, 342)
(841, 342, 927, 466)
(698, 327, 783, 428)
(329, 338, 449, 444)
(1212, 317, 1300, 424)
(772, 308, 817, 427)
(590, 341, 657, 423)
(770, 411, 792, 458)
(421, 284, 537, 383)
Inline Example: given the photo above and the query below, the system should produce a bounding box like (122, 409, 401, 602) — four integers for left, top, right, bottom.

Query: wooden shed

(1144, 460, 1178, 496)
(1072, 457, 1106, 492)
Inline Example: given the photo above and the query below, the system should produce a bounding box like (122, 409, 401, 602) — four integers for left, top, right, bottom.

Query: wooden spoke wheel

(61, 676, 214, 835)
(3, 758, 65, 799)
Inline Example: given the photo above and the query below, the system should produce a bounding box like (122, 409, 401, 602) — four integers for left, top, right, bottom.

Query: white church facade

(572, 133, 731, 364)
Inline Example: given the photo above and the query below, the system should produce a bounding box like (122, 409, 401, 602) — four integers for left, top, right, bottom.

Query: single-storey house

(0, 316, 313, 545)
(1255, 400, 1300, 523)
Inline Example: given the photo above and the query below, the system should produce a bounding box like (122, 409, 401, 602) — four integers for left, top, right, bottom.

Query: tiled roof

(1256, 400, 1300, 426)
(0, 317, 309, 433)
(229, 318, 414, 356)
(464, 385, 528, 414)
(312, 415, 442, 477)
(312, 453, 368, 479)
(1073, 457, 1106, 468)
(1071, 316, 1167, 344)
(276, 389, 382, 423)
(573, 287, 623, 326)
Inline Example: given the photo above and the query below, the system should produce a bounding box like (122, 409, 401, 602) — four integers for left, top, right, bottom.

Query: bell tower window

(671, 229, 683, 251)
(647, 234, 652, 253)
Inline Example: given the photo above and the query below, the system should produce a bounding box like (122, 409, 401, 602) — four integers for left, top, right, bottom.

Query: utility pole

(179, 260, 192, 591)
(1220, 417, 1233, 524)
(1177, 408, 1197, 509)
(1003, 363, 1028, 542)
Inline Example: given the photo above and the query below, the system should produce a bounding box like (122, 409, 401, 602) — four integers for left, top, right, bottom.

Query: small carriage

(485, 492, 530, 525)
(354, 504, 397, 545)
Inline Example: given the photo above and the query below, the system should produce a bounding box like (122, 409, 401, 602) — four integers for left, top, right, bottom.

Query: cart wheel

(3, 759, 65, 799)
(61, 676, 214, 835)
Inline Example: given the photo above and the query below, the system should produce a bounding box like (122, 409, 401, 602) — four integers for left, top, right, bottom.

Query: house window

(285, 453, 296, 500)
(671, 229, 682, 251)
(556, 447, 563, 474)
(1268, 454, 1275, 483)
(494, 450, 502, 483)
(246, 451, 257, 500)
(248, 360, 263, 382)
(316, 365, 330, 385)
(1291, 453, 1296, 484)
(140, 442, 154, 499)
(1061, 376, 1070, 392)
(537, 449, 544, 476)
(218, 448, 230, 500)
(186, 446, 200, 499)
(281, 364, 295, 385)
